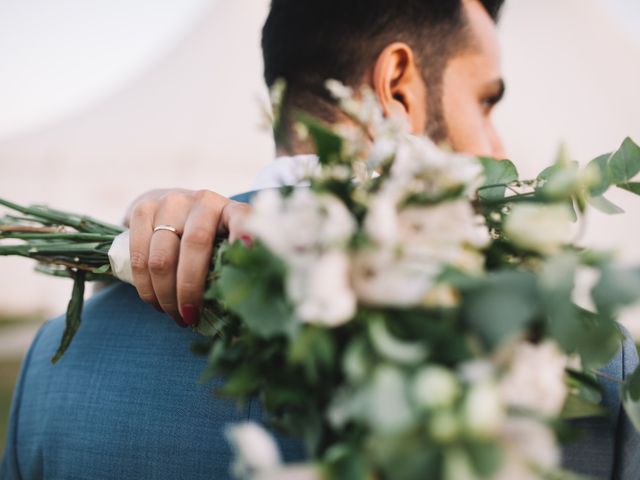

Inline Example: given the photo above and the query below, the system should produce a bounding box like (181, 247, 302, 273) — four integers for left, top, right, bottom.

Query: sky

(0, 0, 211, 141)
(0, 0, 637, 142)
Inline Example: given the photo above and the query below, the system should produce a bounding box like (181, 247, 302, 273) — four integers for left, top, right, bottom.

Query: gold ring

(153, 225, 182, 238)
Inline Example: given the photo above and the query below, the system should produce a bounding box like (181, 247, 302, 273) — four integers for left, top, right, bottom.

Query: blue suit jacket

(2, 191, 640, 479)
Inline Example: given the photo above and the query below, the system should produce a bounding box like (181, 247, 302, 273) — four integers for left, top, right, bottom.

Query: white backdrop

(1, 0, 639, 331)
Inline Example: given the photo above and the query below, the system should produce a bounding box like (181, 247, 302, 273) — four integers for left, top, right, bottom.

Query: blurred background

(1, 0, 639, 454)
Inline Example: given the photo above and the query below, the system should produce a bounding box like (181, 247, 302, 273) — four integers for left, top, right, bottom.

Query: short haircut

(261, 0, 505, 141)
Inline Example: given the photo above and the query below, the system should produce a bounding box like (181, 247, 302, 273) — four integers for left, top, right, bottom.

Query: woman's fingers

(148, 192, 193, 326)
(176, 191, 229, 325)
(221, 201, 253, 244)
(129, 199, 162, 311)
(126, 188, 251, 329)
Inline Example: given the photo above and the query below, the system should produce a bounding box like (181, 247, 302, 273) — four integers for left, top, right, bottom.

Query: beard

(423, 82, 449, 145)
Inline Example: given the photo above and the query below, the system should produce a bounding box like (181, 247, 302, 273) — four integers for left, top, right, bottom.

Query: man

(2, 1, 638, 479)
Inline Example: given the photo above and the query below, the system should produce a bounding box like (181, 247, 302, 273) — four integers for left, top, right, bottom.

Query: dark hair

(262, 0, 504, 141)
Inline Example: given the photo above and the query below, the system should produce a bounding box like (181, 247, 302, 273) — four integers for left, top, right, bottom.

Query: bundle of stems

(0, 197, 125, 362)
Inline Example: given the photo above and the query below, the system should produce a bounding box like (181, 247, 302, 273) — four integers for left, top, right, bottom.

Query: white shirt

(251, 155, 319, 190)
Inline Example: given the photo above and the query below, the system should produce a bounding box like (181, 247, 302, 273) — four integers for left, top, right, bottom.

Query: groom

(3, 1, 639, 479)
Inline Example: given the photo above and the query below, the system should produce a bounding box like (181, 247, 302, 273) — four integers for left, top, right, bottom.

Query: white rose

(397, 200, 490, 256)
(504, 203, 573, 255)
(390, 135, 484, 198)
(363, 191, 399, 246)
(500, 341, 568, 417)
(352, 246, 438, 307)
(287, 251, 356, 327)
(225, 422, 282, 479)
(493, 418, 560, 480)
(107, 230, 134, 284)
(247, 189, 355, 266)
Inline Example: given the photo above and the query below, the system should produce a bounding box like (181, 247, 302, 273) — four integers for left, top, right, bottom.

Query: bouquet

(3, 81, 640, 479)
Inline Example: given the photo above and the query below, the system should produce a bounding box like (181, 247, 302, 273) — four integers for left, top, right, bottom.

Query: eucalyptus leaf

(462, 270, 539, 348)
(608, 137, 640, 186)
(561, 393, 608, 420)
(586, 153, 611, 197)
(51, 270, 86, 364)
(622, 370, 640, 431)
(217, 243, 295, 338)
(478, 157, 518, 201)
(587, 195, 625, 215)
(592, 266, 640, 318)
(298, 114, 344, 166)
(619, 182, 640, 196)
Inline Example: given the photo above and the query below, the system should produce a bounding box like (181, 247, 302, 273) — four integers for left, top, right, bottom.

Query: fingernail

(182, 304, 200, 326)
(240, 235, 253, 247)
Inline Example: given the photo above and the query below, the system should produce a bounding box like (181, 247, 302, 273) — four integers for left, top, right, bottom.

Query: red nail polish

(240, 235, 253, 247)
(182, 304, 200, 326)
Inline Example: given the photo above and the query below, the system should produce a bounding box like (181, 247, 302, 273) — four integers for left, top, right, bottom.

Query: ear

(371, 42, 428, 134)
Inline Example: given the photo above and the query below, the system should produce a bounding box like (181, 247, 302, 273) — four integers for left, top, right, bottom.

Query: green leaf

(466, 441, 503, 478)
(619, 182, 640, 196)
(586, 153, 611, 197)
(622, 368, 640, 431)
(625, 367, 640, 401)
(566, 368, 603, 404)
(51, 270, 86, 364)
(561, 393, 608, 420)
(462, 270, 539, 348)
(592, 266, 640, 318)
(608, 137, 640, 186)
(587, 195, 625, 215)
(368, 318, 428, 365)
(478, 157, 519, 201)
(217, 242, 295, 338)
(298, 114, 344, 166)
(92, 264, 111, 274)
(540, 253, 580, 351)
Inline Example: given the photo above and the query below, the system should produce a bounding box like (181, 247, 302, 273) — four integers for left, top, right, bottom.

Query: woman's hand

(124, 189, 251, 327)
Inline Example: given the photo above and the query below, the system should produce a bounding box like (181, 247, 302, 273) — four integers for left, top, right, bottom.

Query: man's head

(262, 0, 506, 158)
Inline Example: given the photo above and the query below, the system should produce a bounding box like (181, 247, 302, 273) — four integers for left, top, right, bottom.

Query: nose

(488, 123, 506, 159)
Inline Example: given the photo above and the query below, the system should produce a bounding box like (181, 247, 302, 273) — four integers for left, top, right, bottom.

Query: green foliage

(462, 270, 539, 349)
(298, 115, 345, 167)
(51, 270, 86, 364)
(478, 157, 518, 201)
(586, 138, 640, 213)
(216, 241, 295, 339)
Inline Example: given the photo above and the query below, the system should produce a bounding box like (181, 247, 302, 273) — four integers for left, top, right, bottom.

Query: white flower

(352, 246, 438, 307)
(107, 230, 134, 284)
(226, 422, 282, 480)
(463, 381, 505, 438)
(363, 191, 400, 246)
(493, 418, 560, 480)
(355, 198, 489, 307)
(246, 189, 356, 266)
(412, 367, 461, 409)
(504, 203, 573, 255)
(500, 341, 568, 417)
(389, 134, 484, 199)
(286, 251, 356, 327)
(396, 200, 490, 262)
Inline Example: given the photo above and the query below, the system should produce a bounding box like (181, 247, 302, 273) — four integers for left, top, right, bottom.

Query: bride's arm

(120, 188, 251, 327)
